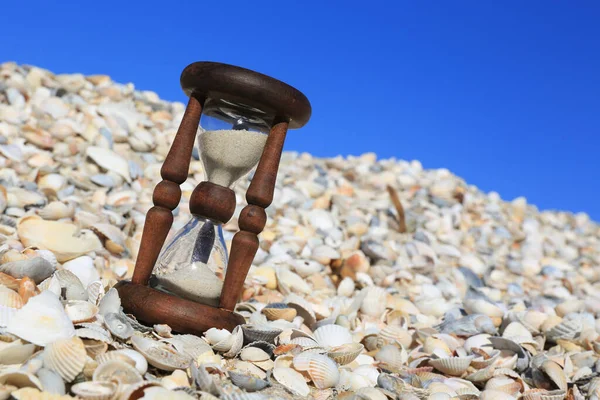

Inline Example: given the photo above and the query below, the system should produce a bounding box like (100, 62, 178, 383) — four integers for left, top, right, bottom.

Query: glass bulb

(151, 217, 228, 306)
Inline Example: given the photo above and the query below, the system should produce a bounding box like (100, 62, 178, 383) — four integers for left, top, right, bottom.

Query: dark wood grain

(116, 281, 245, 334)
(189, 181, 236, 224)
(246, 121, 288, 208)
(161, 95, 203, 184)
(219, 121, 289, 311)
(180, 62, 311, 129)
(131, 96, 202, 286)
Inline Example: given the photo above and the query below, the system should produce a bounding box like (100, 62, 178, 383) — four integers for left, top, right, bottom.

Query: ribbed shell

(429, 356, 474, 376)
(92, 360, 142, 385)
(70, 381, 117, 400)
(327, 342, 364, 365)
(313, 324, 353, 349)
(43, 336, 87, 382)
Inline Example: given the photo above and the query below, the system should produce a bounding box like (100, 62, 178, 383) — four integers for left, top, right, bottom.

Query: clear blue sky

(2, 1, 599, 221)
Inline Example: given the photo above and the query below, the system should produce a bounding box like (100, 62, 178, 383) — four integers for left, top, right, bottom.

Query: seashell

(291, 259, 323, 277)
(212, 326, 243, 358)
(130, 335, 191, 371)
(85, 146, 131, 182)
(112, 349, 148, 375)
(81, 339, 107, 359)
(65, 300, 98, 323)
(261, 303, 297, 322)
(89, 223, 126, 255)
(38, 201, 75, 221)
(429, 356, 474, 376)
(374, 344, 407, 372)
(241, 324, 282, 344)
(17, 216, 102, 263)
(37, 368, 66, 395)
(276, 267, 311, 294)
(95, 351, 137, 368)
(293, 352, 340, 389)
(86, 281, 104, 306)
(313, 324, 353, 349)
(484, 376, 521, 396)
(539, 360, 567, 392)
(160, 370, 190, 390)
(154, 324, 172, 338)
(272, 367, 310, 397)
(205, 328, 231, 345)
(76, 327, 112, 343)
(521, 389, 566, 400)
(488, 337, 529, 372)
(0, 271, 20, 290)
(7, 291, 75, 346)
(104, 312, 134, 339)
(43, 336, 87, 382)
(116, 381, 163, 400)
(284, 293, 317, 327)
(0, 340, 36, 365)
(470, 348, 500, 369)
(240, 347, 270, 362)
(7, 188, 46, 208)
(464, 299, 504, 318)
(70, 381, 117, 400)
(503, 321, 534, 344)
(18, 276, 39, 305)
(97, 288, 120, 316)
(163, 334, 212, 361)
(546, 318, 582, 343)
(92, 359, 142, 385)
(465, 366, 496, 383)
(480, 390, 517, 400)
(62, 256, 100, 289)
(11, 387, 76, 399)
(360, 286, 388, 317)
(0, 369, 43, 390)
(0, 257, 55, 283)
(228, 371, 270, 392)
(379, 324, 413, 349)
(327, 342, 364, 365)
(0, 286, 23, 309)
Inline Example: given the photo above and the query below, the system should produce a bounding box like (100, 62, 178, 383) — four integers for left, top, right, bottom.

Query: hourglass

(115, 62, 311, 334)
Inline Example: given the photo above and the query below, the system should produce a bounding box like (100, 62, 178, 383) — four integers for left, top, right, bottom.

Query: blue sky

(2, 1, 599, 221)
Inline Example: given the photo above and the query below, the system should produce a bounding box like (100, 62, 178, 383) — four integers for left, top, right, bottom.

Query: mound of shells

(0, 61, 600, 399)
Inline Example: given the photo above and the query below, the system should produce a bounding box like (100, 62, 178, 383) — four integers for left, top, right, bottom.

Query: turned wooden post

(131, 94, 203, 285)
(219, 121, 289, 310)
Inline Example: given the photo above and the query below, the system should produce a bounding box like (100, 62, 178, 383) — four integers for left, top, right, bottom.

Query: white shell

(293, 352, 340, 389)
(131, 335, 191, 371)
(7, 291, 75, 346)
(71, 381, 118, 400)
(92, 359, 143, 384)
(313, 324, 353, 349)
(65, 300, 99, 323)
(272, 367, 310, 397)
(360, 286, 388, 317)
(86, 146, 131, 182)
(42, 336, 87, 382)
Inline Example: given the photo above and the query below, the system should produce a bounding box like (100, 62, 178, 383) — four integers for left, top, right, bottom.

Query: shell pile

(0, 61, 600, 400)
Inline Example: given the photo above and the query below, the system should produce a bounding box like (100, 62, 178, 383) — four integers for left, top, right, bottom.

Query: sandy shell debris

(0, 62, 600, 399)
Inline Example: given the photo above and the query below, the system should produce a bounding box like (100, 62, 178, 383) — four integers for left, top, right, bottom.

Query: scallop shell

(92, 359, 142, 385)
(86, 281, 104, 306)
(429, 356, 474, 376)
(546, 318, 582, 342)
(379, 324, 413, 349)
(521, 389, 567, 400)
(241, 324, 282, 344)
(360, 286, 388, 317)
(0, 287, 23, 309)
(261, 303, 297, 322)
(65, 301, 98, 324)
(95, 351, 137, 367)
(43, 336, 87, 382)
(470, 348, 500, 369)
(163, 334, 212, 361)
(54, 270, 88, 301)
(293, 352, 340, 389)
(313, 324, 353, 349)
(327, 342, 364, 365)
(205, 328, 231, 346)
(228, 371, 270, 392)
(76, 327, 112, 344)
(104, 312, 134, 339)
(130, 335, 191, 371)
(465, 366, 496, 383)
(374, 344, 407, 371)
(7, 291, 75, 346)
(70, 381, 117, 400)
(0, 341, 36, 365)
(464, 299, 504, 318)
(97, 288, 120, 316)
(212, 326, 243, 358)
(90, 223, 126, 255)
(272, 367, 310, 397)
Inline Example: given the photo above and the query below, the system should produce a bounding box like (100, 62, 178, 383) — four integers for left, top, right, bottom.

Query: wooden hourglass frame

(115, 62, 311, 335)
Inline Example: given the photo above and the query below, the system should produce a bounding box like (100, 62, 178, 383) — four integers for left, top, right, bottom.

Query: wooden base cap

(115, 281, 245, 335)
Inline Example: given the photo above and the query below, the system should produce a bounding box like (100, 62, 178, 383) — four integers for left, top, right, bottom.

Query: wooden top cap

(180, 62, 311, 129)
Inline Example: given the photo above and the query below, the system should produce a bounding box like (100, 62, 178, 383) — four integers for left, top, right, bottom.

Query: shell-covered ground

(0, 61, 600, 400)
